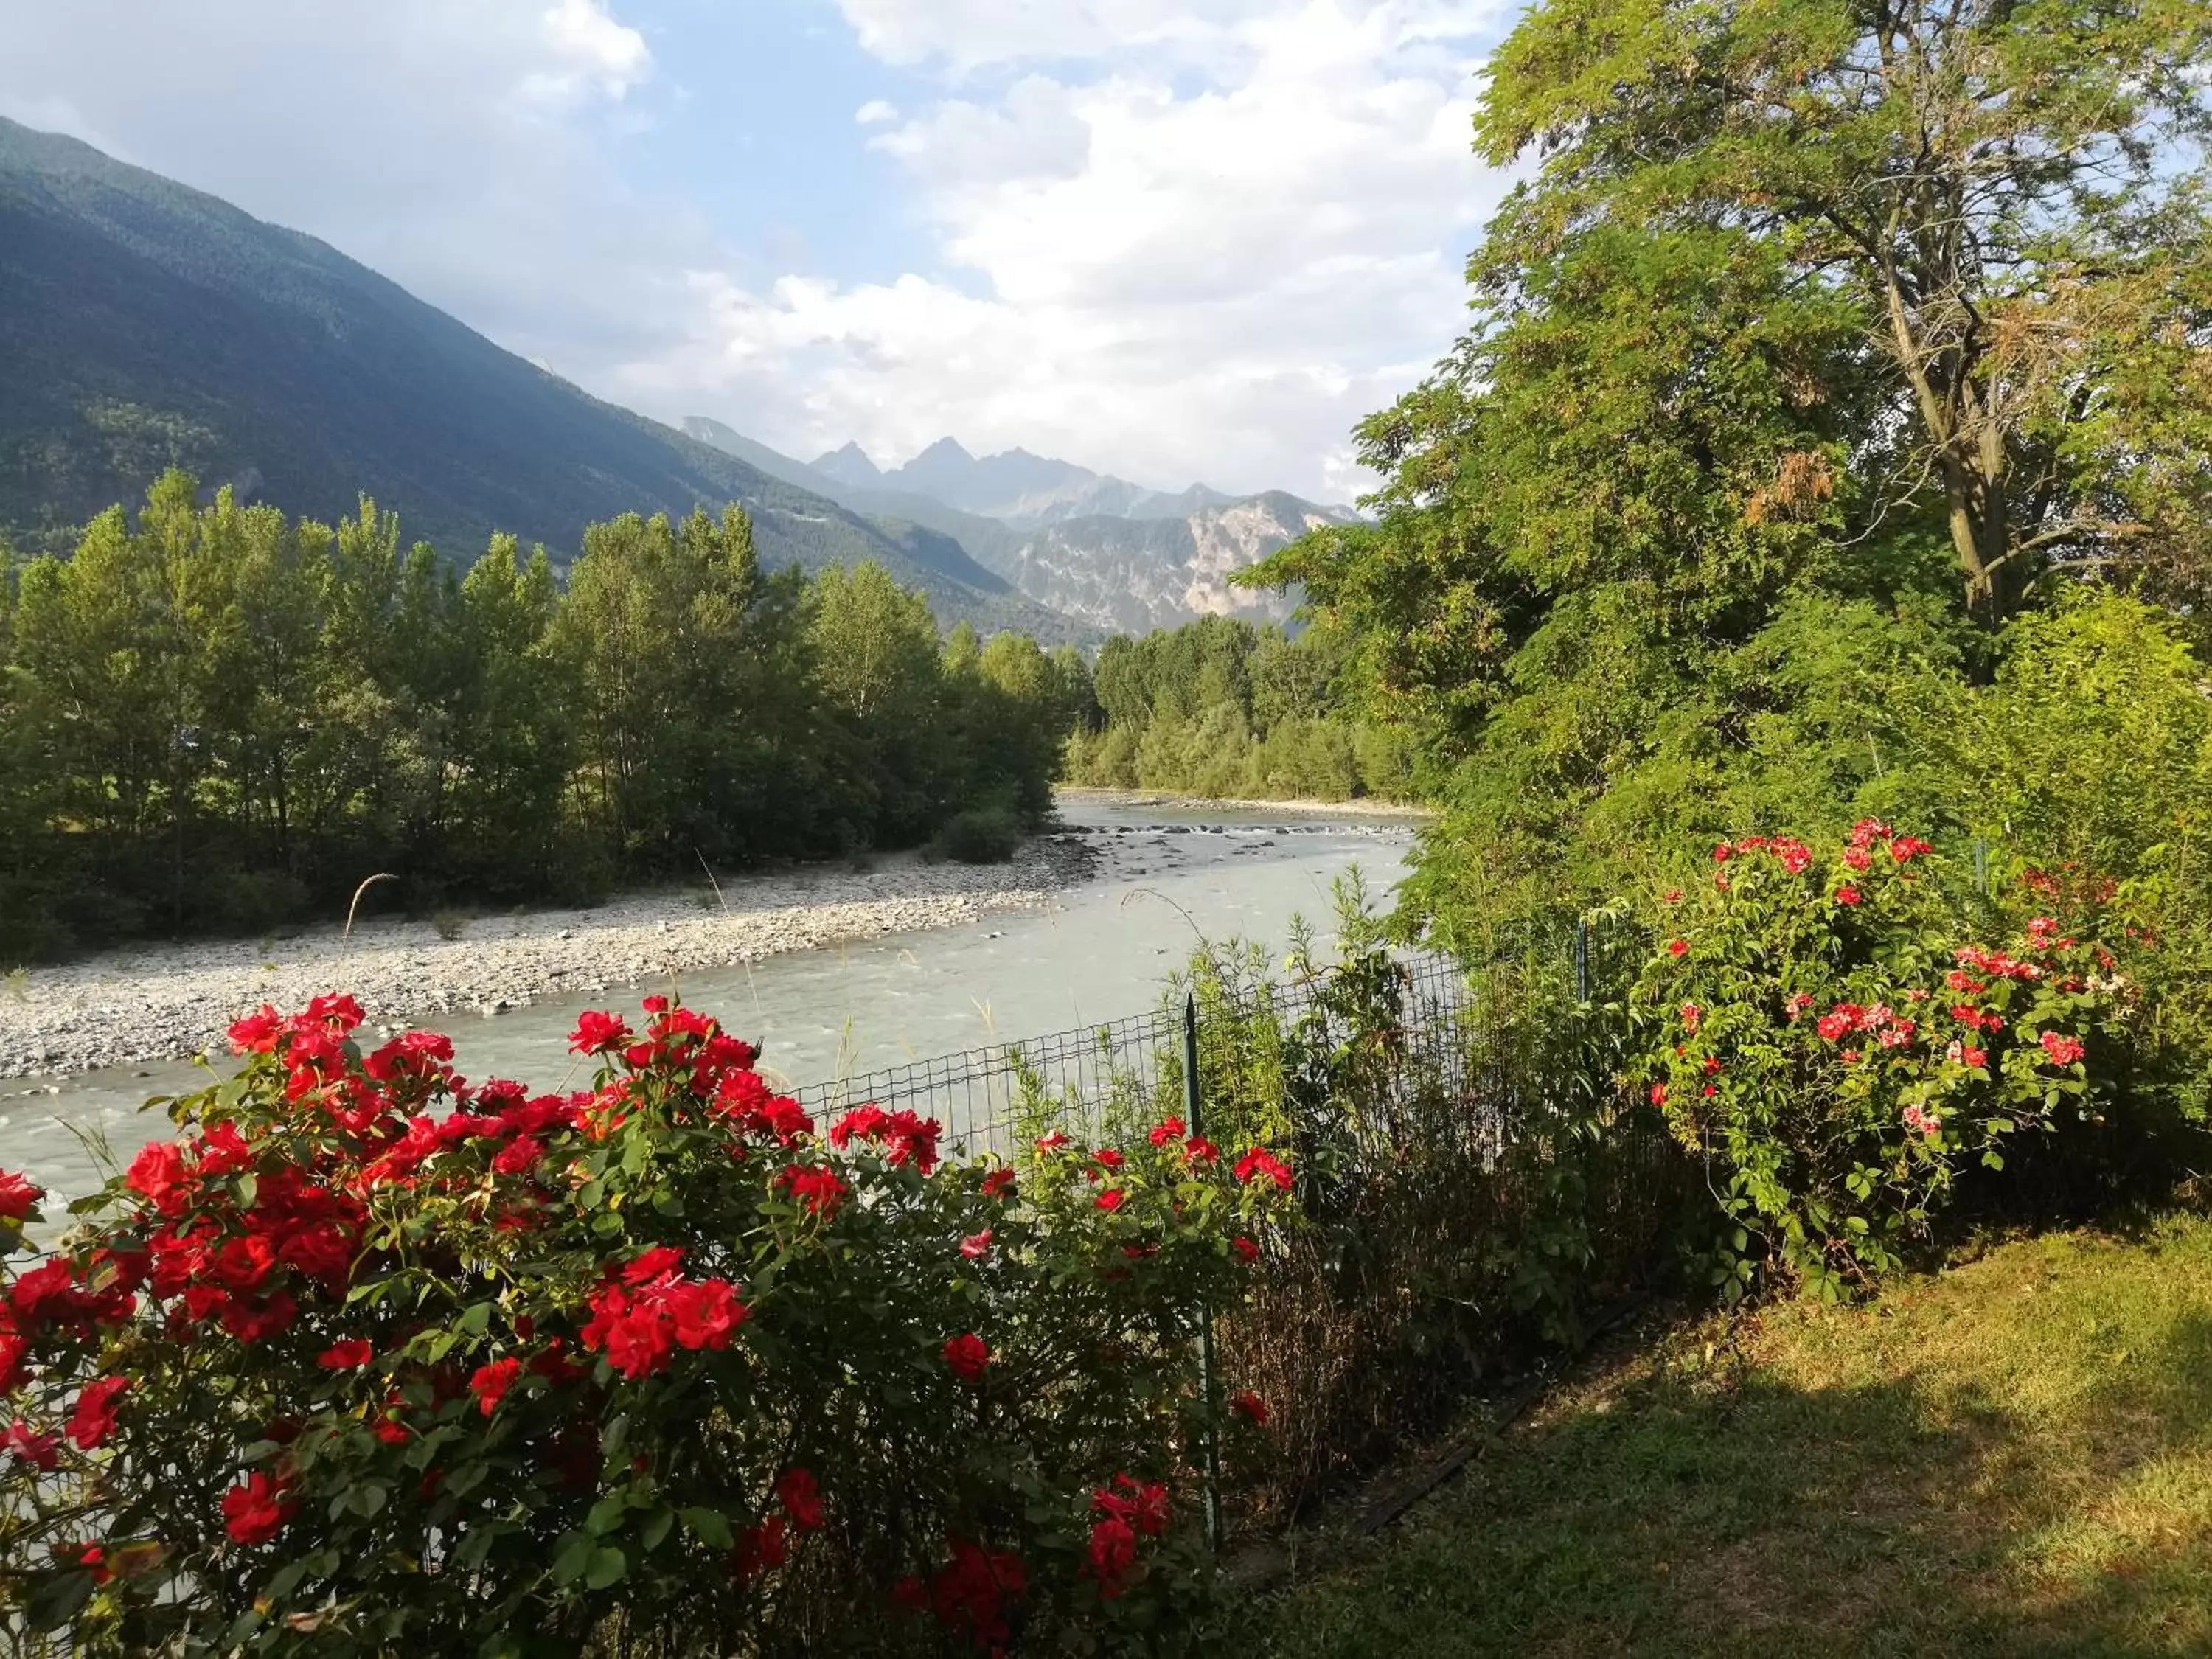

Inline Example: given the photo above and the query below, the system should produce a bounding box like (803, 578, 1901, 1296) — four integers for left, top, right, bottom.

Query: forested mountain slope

(0, 119, 1076, 639)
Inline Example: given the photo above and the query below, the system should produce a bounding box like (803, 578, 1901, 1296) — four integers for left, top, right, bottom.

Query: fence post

(1574, 917, 1590, 1004)
(1184, 992, 1225, 1552)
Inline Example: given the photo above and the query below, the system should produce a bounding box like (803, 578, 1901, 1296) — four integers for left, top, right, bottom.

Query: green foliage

(1239, 0, 2212, 1043)
(1168, 883, 1677, 1509)
(0, 476, 1071, 959)
(1065, 618, 1423, 804)
(928, 806, 1027, 866)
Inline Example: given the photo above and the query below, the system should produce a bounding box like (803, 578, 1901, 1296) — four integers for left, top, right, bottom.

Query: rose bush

(0, 996, 1290, 1655)
(1637, 823, 2129, 1301)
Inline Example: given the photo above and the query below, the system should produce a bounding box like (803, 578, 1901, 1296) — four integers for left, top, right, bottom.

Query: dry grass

(1242, 1211, 2212, 1658)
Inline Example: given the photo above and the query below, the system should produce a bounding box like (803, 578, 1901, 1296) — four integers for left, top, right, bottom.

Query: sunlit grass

(1242, 1212, 2212, 1658)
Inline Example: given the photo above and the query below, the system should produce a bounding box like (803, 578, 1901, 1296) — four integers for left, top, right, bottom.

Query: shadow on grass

(1245, 1239, 2212, 1659)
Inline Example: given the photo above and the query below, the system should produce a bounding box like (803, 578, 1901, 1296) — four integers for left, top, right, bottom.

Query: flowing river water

(0, 797, 1415, 1205)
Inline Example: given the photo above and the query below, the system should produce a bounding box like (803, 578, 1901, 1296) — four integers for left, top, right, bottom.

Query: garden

(4, 802, 2205, 1655)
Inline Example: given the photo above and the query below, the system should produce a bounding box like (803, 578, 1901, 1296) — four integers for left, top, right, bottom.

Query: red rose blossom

(1234, 1147, 1293, 1192)
(221, 1470, 297, 1546)
(469, 1357, 524, 1416)
(0, 1170, 43, 1224)
(942, 1332, 990, 1385)
(316, 1339, 375, 1371)
(67, 1377, 131, 1450)
(776, 1466, 824, 1531)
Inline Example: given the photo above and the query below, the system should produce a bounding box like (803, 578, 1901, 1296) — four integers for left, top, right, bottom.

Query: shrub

(1634, 823, 2129, 1301)
(0, 998, 1293, 1655)
(930, 807, 1025, 865)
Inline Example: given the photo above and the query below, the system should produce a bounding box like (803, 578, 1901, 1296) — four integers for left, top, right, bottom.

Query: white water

(0, 799, 1411, 1205)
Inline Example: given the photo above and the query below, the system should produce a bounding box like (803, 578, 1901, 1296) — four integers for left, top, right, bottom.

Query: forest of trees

(1062, 615, 1420, 803)
(0, 473, 1087, 960)
(1246, 0, 2212, 961)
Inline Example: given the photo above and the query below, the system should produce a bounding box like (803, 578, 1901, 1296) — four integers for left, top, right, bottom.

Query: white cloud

(522, 0, 653, 105)
(0, 0, 1514, 506)
(646, 1, 1514, 501)
(0, 1, 682, 371)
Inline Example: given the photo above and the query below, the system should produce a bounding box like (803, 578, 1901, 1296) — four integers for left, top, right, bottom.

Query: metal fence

(790, 916, 1646, 1157)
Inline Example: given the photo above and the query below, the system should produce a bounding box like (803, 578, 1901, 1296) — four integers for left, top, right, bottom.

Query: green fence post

(1185, 992, 1225, 1551)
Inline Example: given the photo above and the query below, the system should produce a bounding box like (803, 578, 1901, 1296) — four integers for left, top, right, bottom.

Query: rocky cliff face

(985, 492, 1349, 635)
(702, 420, 1362, 636)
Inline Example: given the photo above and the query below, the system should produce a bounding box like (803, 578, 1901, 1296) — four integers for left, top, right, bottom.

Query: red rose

(1234, 1148, 1293, 1192)
(4, 1419, 58, 1470)
(1667, 939, 1688, 958)
(776, 1466, 824, 1531)
(0, 1170, 43, 1224)
(1231, 1390, 1269, 1427)
(569, 1010, 632, 1055)
(776, 1164, 849, 1219)
(316, 1339, 375, 1371)
(1147, 1118, 1185, 1147)
(733, 1514, 787, 1580)
(1094, 1189, 1126, 1213)
(942, 1332, 990, 1385)
(469, 1357, 524, 1417)
(226, 1006, 286, 1054)
(67, 1377, 131, 1450)
(221, 1470, 297, 1546)
(1835, 884, 1862, 906)
(959, 1229, 993, 1260)
(1231, 1235, 1259, 1264)
(667, 1279, 747, 1352)
(981, 1167, 1017, 1200)
(2040, 1031, 2086, 1065)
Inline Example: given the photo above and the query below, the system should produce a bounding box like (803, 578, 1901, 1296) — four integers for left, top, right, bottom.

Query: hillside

(685, 419, 1353, 634)
(0, 119, 1078, 641)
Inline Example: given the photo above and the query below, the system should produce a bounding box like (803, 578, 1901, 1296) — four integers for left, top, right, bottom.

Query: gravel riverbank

(0, 836, 1099, 1079)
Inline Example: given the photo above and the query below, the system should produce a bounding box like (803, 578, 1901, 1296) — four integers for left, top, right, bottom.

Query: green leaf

(641, 1507, 675, 1551)
(585, 1546, 627, 1590)
(551, 1531, 594, 1585)
(587, 1493, 629, 1535)
(680, 1506, 733, 1549)
(26, 1571, 97, 1632)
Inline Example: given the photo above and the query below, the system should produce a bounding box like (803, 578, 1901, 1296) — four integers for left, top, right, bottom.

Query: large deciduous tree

(1479, 0, 2212, 621)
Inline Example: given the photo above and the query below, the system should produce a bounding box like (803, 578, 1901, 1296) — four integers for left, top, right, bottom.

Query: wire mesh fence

(790, 914, 1651, 1158)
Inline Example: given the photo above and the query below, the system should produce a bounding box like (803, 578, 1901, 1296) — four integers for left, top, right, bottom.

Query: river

(0, 796, 1413, 1204)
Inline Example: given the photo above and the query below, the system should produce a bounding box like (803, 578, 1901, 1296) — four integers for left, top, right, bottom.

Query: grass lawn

(1239, 1212, 2212, 1658)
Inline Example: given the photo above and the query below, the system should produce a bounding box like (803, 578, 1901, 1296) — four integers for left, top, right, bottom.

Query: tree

(1477, 0, 2212, 621)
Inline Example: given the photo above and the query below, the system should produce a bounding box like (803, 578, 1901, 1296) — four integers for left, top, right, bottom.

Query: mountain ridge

(690, 419, 1354, 635)
(0, 117, 1083, 643)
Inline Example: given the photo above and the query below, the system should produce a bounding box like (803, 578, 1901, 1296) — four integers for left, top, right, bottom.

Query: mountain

(0, 119, 1082, 643)
(810, 437, 1290, 530)
(704, 422, 1358, 634)
(983, 494, 1354, 634)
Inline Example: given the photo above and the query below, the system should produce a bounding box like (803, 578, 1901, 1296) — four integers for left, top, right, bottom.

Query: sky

(0, 0, 1523, 502)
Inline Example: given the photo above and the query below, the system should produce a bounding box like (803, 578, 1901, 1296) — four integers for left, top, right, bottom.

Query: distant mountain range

(807, 437, 1241, 529)
(0, 118, 1079, 643)
(0, 114, 1347, 645)
(684, 420, 1356, 634)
